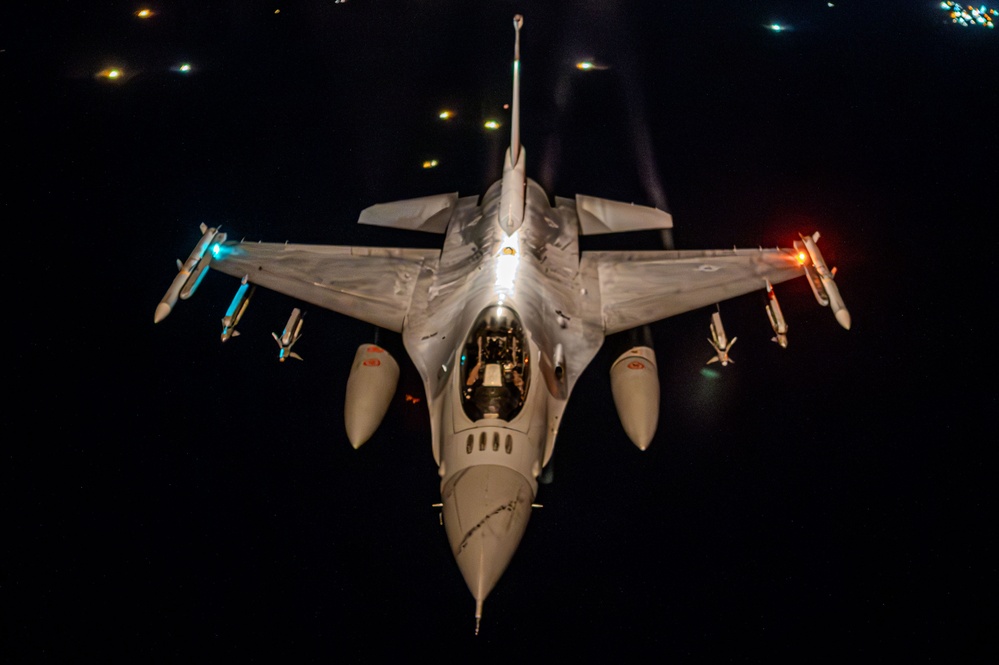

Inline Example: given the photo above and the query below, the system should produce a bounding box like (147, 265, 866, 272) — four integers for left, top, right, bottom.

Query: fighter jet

(155, 15, 847, 632)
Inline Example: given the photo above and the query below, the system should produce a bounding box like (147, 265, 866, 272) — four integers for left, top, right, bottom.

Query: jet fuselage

(400, 174, 604, 613)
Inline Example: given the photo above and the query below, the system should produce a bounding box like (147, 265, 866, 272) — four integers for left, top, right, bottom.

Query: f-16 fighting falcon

(154, 15, 850, 633)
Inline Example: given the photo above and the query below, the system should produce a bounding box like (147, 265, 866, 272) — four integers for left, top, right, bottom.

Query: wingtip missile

(154, 225, 220, 323)
(154, 302, 172, 324)
(835, 308, 852, 330)
(796, 232, 851, 330)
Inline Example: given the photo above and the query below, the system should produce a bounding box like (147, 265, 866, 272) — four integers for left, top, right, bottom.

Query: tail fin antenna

(511, 15, 523, 166)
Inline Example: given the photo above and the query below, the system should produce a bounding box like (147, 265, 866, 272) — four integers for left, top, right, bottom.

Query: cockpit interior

(460, 306, 530, 421)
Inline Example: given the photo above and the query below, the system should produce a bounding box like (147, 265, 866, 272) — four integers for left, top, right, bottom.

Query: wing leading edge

(209, 242, 439, 333)
(581, 248, 803, 335)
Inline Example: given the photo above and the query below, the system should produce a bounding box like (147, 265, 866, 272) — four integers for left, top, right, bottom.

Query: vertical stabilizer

(499, 15, 527, 234)
(511, 15, 523, 166)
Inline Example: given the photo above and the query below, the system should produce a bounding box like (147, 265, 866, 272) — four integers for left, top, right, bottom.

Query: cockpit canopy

(460, 306, 530, 422)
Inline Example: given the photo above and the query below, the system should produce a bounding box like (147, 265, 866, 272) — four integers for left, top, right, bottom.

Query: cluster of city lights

(940, 2, 996, 28)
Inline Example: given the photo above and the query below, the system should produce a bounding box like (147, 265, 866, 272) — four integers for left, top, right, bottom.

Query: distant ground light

(172, 63, 193, 74)
(576, 60, 609, 71)
(422, 159, 439, 169)
(438, 110, 454, 120)
(135, 9, 154, 19)
(765, 23, 791, 32)
(940, 2, 996, 28)
(483, 120, 501, 130)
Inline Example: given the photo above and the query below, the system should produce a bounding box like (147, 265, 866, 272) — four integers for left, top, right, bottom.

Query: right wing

(208, 242, 439, 333)
(581, 248, 803, 335)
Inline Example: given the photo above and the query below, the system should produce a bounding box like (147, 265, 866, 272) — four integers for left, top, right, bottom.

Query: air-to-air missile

(154, 223, 224, 324)
(272, 308, 304, 362)
(221, 276, 256, 342)
(765, 279, 789, 348)
(707, 309, 737, 366)
(794, 231, 851, 330)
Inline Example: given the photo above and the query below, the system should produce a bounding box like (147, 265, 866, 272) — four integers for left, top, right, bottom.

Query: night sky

(7, 1, 996, 659)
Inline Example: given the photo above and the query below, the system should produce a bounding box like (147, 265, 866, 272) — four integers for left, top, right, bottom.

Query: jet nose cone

(441, 465, 534, 608)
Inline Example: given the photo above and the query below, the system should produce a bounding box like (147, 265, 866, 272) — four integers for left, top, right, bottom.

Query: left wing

(209, 241, 439, 333)
(581, 248, 803, 335)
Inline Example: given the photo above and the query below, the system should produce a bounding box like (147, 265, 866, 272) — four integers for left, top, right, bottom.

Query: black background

(6, 1, 995, 659)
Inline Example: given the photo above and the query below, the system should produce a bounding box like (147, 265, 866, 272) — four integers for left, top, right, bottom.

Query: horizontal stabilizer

(573, 194, 673, 235)
(358, 192, 472, 234)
